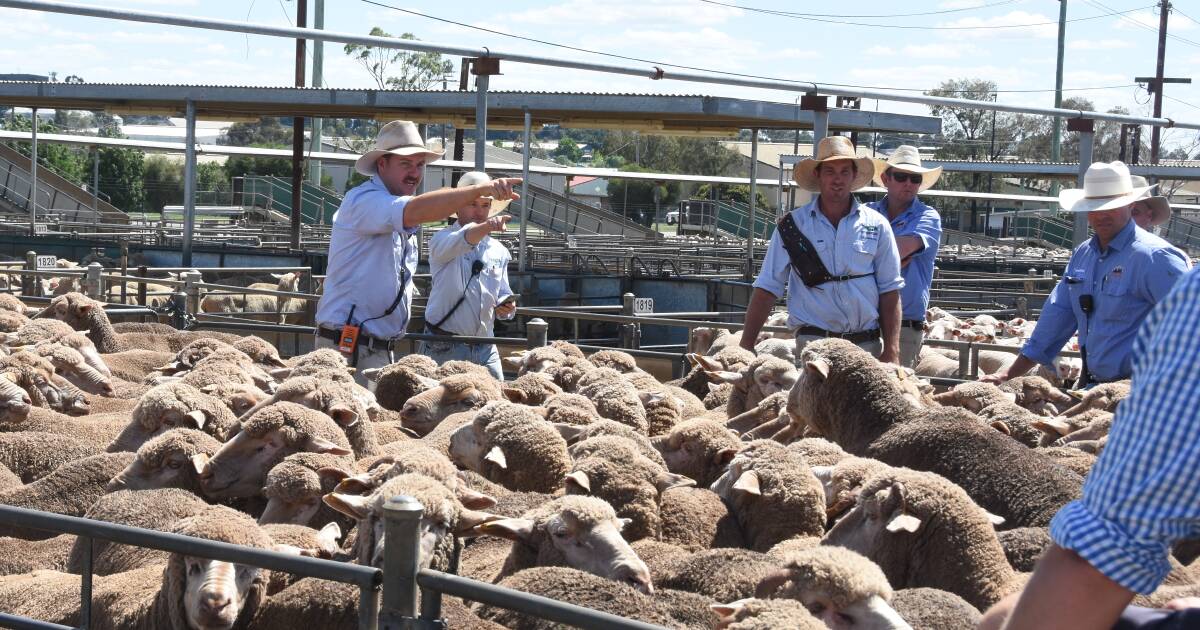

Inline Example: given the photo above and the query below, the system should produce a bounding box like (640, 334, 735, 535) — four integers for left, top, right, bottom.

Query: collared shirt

(315, 175, 419, 338)
(1049, 266, 1200, 593)
(754, 196, 904, 333)
(424, 223, 515, 337)
(1021, 220, 1188, 382)
(867, 196, 942, 321)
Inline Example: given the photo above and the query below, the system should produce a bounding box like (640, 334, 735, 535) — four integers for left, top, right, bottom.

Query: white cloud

(864, 45, 895, 56)
(111, 0, 199, 5)
(937, 11, 1057, 38)
(901, 43, 970, 59)
(770, 48, 822, 61)
(1068, 38, 1134, 51)
(508, 0, 741, 28)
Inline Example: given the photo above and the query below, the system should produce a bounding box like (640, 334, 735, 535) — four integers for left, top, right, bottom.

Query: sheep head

(651, 419, 740, 489)
(0, 370, 32, 423)
(168, 508, 271, 630)
(107, 428, 221, 493)
(400, 374, 501, 436)
(754, 546, 908, 630)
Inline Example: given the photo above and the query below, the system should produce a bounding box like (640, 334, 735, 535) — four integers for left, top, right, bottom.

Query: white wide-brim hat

(793, 136, 875, 193)
(871, 144, 943, 192)
(1130, 175, 1172, 226)
(1059, 161, 1153, 213)
(354, 120, 445, 177)
(449, 171, 511, 218)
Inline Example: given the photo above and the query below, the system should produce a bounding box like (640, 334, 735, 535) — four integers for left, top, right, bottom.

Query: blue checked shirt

(754, 196, 904, 333)
(867, 196, 941, 322)
(1050, 266, 1200, 593)
(1021, 220, 1189, 382)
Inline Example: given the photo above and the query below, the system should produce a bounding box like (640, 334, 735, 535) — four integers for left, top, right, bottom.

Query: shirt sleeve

(1050, 269, 1200, 593)
(340, 189, 413, 236)
(873, 220, 904, 294)
(1021, 277, 1078, 367)
(429, 223, 475, 265)
(912, 206, 942, 253)
(496, 249, 516, 321)
(752, 229, 790, 299)
(1139, 247, 1189, 303)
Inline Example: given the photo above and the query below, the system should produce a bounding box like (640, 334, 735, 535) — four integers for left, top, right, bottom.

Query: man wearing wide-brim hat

(314, 121, 522, 382)
(741, 135, 905, 363)
(866, 145, 944, 368)
(420, 171, 517, 379)
(983, 160, 1188, 388)
(1129, 175, 1173, 231)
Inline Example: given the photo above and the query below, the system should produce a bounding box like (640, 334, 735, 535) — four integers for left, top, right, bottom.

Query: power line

(690, 0, 1020, 19)
(1165, 94, 1200, 112)
(1085, 0, 1200, 48)
(360, 0, 1140, 96)
(694, 0, 1152, 29)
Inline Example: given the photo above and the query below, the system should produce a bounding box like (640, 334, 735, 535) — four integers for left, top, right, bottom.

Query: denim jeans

(418, 339, 503, 381)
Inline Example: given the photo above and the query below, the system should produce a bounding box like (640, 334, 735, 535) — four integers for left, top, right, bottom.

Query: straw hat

(1059, 161, 1153, 213)
(449, 171, 511, 218)
(793, 136, 875, 192)
(1130, 175, 1172, 226)
(871, 145, 942, 192)
(354, 120, 445, 177)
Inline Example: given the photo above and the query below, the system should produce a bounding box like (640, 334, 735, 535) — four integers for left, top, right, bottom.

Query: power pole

(1136, 0, 1190, 166)
(290, 0, 307, 250)
(1051, 0, 1067, 190)
(307, 0, 324, 188)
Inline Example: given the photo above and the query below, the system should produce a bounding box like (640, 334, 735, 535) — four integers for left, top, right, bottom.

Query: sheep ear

(484, 445, 508, 470)
(323, 492, 371, 520)
(710, 599, 753, 620)
(1032, 418, 1072, 436)
(317, 522, 343, 550)
(502, 354, 526, 369)
(472, 517, 534, 542)
(415, 375, 442, 390)
(564, 470, 591, 494)
(190, 453, 209, 475)
(714, 447, 738, 467)
(317, 466, 352, 485)
(805, 359, 830, 381)
(732, 470, 762, 497)
(704, 370, 743, 385)
(185, 410, 207, 429)
(456, 486, 497, 510)
(334, 472, 376, 495)
(688, 354, 721, 372)
(638, 390, 667, 406)
(990, 421, 1012, 436)
(1067, 389, 1085, 400)
(886, 513, 923, 533)
(270, 273, 285, 279)
(304, 436, 352, 456)
(327, 404, 359, 428)
(270, 367, 294, 380)
(502, 387, 527, 404)
(552, 423, 585, 443)
(655, 471, 695, 493)
(455, 509, 504, 536)
(359, 367, 382, 383)
(617, 517, 633, 532)
(811, 465, 833, 485)
(985, 511, 1006, 527)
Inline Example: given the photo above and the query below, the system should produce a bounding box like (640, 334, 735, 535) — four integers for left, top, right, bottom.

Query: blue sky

(2, 0, 1199, 144)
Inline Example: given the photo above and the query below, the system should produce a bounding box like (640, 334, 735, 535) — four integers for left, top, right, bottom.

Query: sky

(1, 0, 1199, 147)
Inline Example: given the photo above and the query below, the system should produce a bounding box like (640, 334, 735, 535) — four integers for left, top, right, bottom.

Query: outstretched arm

(403, 178, 522, 228)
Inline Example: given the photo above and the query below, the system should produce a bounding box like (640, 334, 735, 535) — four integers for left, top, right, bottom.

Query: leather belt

(796, 326, 881, 344)
(901, 319, 925, 331)
(316, 326, 401, 353)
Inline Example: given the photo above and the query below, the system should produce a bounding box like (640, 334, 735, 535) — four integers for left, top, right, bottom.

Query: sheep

(572, 369, 649, 434)
(108, 382, 239, 453)
(0, 431, 103, 483)
(822, 467, 1024, 611)
(469, 495, 652, 591)
(3, 406, 130, 456)
(418, 410, 477, 459)
(914, 347, 962, 379)
(199, 401, 353, 500)
(38, 292, 241, 354)
(172, 347, 275, 394)
(0, 309, 28, 333)
(0, 505, 274, 630)
(998, 375, 1073, 416)
(1060, 380, 1132, 416)
(1030, 408, 1114, 444)
(1036, 447, 1097, 477)
(997, 527, 1052, 572)
(236, 376, 379, 459)
(710, 597, 825, 630)
(587, 349, 643, 373)
(156, 338, 235, 375)
(752, 546, 910, 629)
(3, 317, 75, 347)
(652, 418, 740, 488)
(106, 428, 221, 495)
(539, 392, 600, 426)
(724, 391, 789, 436)
(710, 439, 826, 552)
(975, 402, 1046, 447)
(753, 337, 795, 363)
(32, 342, 114, 396)
(657, 486, 746, 551)
(811, 456, 893, 523)
(337, 441, 498, 511)
(102, 350, 177, 384)
(399, 373, 503, 437)
(449, 401, 571, 494)
(0, 534, 73, 575)
(197, 382, 269, 418)
(556, 421, 665, 468)
(931, 381, 1017, 413)
(477, 567, 677, 629)
(274, 348, 352, 381)
(791, 338, 1083, 528)
(657, 547, 779, 602)
(564, 436, 694, 542)
(787, 438, 849, 467)
(502, 345, 568, 376)
(67, 488, 210, 576)
(0, 460, 19, 491)
(543, 355, 595, 393)
(655, 588, 720, 628)
(259, 452, 354, 530)
(707, 355, 798, 418)
(0, 452, 134, 539)
(890, 588, 981, 630)
(501, 372, 563, 406)
(672, 346, 755, 401)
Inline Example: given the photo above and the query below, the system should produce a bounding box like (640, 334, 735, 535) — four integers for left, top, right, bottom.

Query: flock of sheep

(0, 288, 1175, 630)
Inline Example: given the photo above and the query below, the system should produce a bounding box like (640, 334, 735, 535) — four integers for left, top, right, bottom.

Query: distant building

(568, 176, 608, 208)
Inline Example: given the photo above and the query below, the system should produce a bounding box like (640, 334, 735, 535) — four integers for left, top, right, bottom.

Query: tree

(692, 183, 769, 208)
(218, 118, 293, 180)
(87, 126, 145, 213)
(0, 116, 89, 184)
(196, 161, 228, 192)
(607, 165, 679, 224)
(344, 28, 453, 91)
(142, 155, 182, 213)
(553, 138, 583, 165)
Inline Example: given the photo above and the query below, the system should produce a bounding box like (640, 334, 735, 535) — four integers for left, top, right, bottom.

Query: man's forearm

(404, 185, 489, 227)
(740, 288, 778, 351)
(999, 545, 1133, 630)
(878, 290, 901, 357)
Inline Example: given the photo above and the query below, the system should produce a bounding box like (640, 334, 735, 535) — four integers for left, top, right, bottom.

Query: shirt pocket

(848, 239, 878, 275)
(1099, 274, 1131, 321)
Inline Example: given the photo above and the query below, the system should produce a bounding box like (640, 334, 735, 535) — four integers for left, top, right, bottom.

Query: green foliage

(693, 183, 769, 208)
(219, 117, 293, 148)
(223, 155, 292, 179)
(344, 28, 453, 91)
(87, 126, 145, 213)
(553, 138, 583, 164)
(142, 155, 183, 213)
(607, 165, 679, 224)
(196, 161, 228, 192)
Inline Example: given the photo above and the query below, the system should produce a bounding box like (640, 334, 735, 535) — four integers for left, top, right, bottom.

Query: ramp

(0, 143, 128, 223)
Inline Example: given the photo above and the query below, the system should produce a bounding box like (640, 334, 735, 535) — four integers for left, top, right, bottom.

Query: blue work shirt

(425, 223, 515, 337)
(1050, 266, 1200, 593)
(315, 175, 419, 338)
(754, 196, 904, 333)
(867, 196, 942, 321)
(1021, 220, 1188, 382)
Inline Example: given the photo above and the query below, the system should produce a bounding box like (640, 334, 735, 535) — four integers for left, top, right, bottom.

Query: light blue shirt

(867, 196, 941, 321)
(1050, 266, 1200, 593)
(1022, 220, 1188, 382)
(754, 196, 904, 333)
(425, 223, 515, 337)
(315, 175, 419, 338)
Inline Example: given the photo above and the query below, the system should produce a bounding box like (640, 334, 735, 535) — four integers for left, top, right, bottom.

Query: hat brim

(448, 198, 512, 220)
(354, 146, 445, 177)
(871, 160, 943, 192)
(1059, 185, 1154, 213)
(793, 156, 876, 192)
(1135, 196, 1172, 226)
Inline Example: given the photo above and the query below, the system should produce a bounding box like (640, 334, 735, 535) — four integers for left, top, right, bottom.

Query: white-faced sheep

(237, 376, 378, 458)
(707, 355, 798, 418)
(1060, 380, 1132, 416)
(652, 418, 740, 488)
(711, 597, 826, 630)
(502, 345, 568, 377)
(258, 452, 354, 529)
(477, 567, 677, 629)
(657, 486, 746, 551)
(108, 382, 239, 453)
(448, 401, 571, 494)
(790, 339, 1083, 528)
(106, 428, 221, 495)
(399, 373, 503, 437)
(889, 588, 982, 630)
(501, 372, 563, 406)
(710, 439, 826, 552)
(66, 488, 211, 576)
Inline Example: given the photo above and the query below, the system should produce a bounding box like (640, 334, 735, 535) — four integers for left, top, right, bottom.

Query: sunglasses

(887, 171, 923, 184)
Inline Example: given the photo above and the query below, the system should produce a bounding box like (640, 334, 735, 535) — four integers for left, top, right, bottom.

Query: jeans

(899, 327, 924, 369)
(418, 339, 503, 381)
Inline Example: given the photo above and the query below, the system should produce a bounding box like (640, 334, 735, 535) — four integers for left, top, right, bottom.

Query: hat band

(379, 143, 429, 152)
(1083, 190, 1133, 200)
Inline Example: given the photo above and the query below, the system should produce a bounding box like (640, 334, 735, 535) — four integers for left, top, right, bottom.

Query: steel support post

(1070, 118, 1095, 246)
(518, 108, 531, 273)
(29, 107, 37, 236)
(474, 74, 489, 170)
(747, 129, 759, 277)
(91, 145, 99, 211)
(308, 0, 325, 186)
(182, 100, 197, 266)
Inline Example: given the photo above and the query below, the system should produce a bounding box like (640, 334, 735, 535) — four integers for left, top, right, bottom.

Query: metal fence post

(957, 343, 970, 379)
(183, 270, 203, 315)
(137, 265, 148, 306)
(381, 496, 422, 628)
(1024, 268, 1036, 294)
(85, 262, 103, 299)
(1016, 297, 1029, 319)
(24, 251, 41, 298)
(621, 293, 639, 349)
(169, 292, 188, 330)
(526, 318, 548, 349)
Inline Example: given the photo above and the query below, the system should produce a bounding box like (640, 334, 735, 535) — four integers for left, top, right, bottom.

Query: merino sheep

(556, 420, 665, 468)
(658, 547, 779, 602)
(652, 418, 740, 488)
(710, 440, 826, 552)
(108, 382, 239, 453)
(503, 346, 568, 376)
(708, 355, 798, 418)
(657, 486, 746, 551)
(238, 376, 379, 459)
(1060, 380, 1131, 416)
(576, 368, 649, 434)
(753, 545, 910, 629)
(259, 452, 354, 530)
(478, 567, 676, 629)
(0, 452, 134, 539)
(791, 339, 1082, 528)
(449, 401, 570, 493)
(975, 402, 1045, 447)
(539, 393, 600, 426)
(997, 527, 1052, 572)
(711, 597, 825, 630)
(890, 588, 981, 630)
(998, 375, 1073, 415)
(105, 428, 221, 495)
(0, 431, 102, 483)
(812, 456, 893, 522)
(67, 488, 211, 576)
(501, 372, 563, 406)
(931, 381, 1016, 413)
(399, 373, 503, 437)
